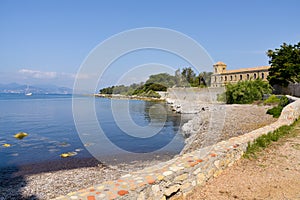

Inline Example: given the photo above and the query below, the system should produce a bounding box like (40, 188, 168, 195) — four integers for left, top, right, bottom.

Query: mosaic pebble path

(55, 97, 300, 200)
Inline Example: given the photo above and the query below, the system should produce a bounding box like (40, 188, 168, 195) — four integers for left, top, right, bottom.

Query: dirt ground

(174, 121, 300, 200)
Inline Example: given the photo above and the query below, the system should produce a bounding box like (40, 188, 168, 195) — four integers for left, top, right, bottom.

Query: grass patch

(243, 119, 298, 159)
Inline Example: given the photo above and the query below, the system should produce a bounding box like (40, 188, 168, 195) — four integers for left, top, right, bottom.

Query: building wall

(210, 62, 270, 87)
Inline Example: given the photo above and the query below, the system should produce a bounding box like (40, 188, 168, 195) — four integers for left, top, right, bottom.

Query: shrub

(225, 79, 272, 104)
(279, 95, 289, 107)
(266, 95, 289, 118)
(266, 106, 283, 118)
(264, 95, 280, 105)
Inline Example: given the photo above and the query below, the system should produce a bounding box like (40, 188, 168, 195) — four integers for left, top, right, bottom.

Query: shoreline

(0, 153, 176, 200)
(94, 93, 165, 102)
(0, 102, 277, 199)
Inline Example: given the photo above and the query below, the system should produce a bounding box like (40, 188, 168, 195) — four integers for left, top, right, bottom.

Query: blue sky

(0, 0, 299, 88)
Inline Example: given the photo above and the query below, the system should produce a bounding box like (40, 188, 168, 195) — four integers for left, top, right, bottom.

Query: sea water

(0, 94, 185, 168)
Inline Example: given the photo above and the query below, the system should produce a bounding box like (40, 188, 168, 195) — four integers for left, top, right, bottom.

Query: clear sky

(0, 0, 299, 88)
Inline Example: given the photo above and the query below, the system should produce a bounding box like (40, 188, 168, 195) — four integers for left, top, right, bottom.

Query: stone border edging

(55, 97, 300, 200)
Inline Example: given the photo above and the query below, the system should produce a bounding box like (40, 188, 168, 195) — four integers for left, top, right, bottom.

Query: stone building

(210, 61, 270, 87)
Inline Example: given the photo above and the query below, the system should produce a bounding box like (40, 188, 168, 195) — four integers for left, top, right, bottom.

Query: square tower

(213, 61, 227, 74)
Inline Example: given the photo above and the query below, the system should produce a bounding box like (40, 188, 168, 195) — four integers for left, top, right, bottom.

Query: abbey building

(210, 61, 270, 87)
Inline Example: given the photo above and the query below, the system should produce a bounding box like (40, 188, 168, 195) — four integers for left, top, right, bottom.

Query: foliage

(131, 83, 164, 97)
(181, 67, 196, 86)
(199, 71, 213, 87)
(263, 95, 281, 105)
(267, 42, 300, 87)
(179, 67, 212, 87)
(99, 69, 213, 97)
(243, 120, 297, 159)
(145, 73, 176, 88)
(217, 93, 226, 102)
(99, 83, 142, 95)
(266, 106, 283, 118)
(266, 95, 289, 118)
(279, 95, 289, 107)
(225, 79, 272, 104)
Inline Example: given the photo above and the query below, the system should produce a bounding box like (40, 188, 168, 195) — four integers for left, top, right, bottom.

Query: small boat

(25, 85, 32, 96)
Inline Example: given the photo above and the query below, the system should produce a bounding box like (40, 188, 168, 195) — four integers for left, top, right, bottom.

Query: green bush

(279, 95, 289, 107)
(225, 79, 272, 104)
(264, 95, 280, 105)
(266, 96, 289, 118)
(266, 106, 283, 118)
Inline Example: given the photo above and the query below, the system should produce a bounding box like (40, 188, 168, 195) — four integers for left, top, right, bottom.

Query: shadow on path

(0, 166, 38, 200)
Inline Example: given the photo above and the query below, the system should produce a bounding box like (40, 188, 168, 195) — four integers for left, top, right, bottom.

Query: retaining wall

(56, 97, 300, 200)
(273, 83, 300, 97)
(167, 87, 225, 103)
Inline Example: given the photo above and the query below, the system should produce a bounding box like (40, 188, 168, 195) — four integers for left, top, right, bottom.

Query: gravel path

(0, 104, 277, 200)
(180, 120, 300, 200)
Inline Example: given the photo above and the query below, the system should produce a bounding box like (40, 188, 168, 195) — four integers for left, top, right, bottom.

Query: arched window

(247, 74, 250, 80)
(261, 73, 264, 79)
(215, 76, 216, 82)
(240, 75, 243, 80)
(225, 76, 227, 81)
(235, 75, 237, 81)
(254, 73, 257, 79)
(221, 76, 223, 81)
(230, 75, 233, 81)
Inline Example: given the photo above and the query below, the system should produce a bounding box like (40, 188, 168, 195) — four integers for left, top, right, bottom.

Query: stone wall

(57, 97, 300, 200)
(167, 87, 225, 103)
(272, 83, 300, 97)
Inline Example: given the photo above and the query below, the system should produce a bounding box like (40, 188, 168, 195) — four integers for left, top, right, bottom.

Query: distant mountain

(0, 83, 73, 94)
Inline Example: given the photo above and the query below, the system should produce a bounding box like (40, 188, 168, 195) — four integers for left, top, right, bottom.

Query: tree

(174, 69, 182, 87)
(198, 71, 213, 87)
(146, 73, 176, 88)
(181, 67, 196, 86)
(267, 42, 300, 87)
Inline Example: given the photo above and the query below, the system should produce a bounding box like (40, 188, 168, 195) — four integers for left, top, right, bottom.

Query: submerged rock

(14, 132, 28, 140)
(2, 143, 11, 147)
(60, 152, 77, 158)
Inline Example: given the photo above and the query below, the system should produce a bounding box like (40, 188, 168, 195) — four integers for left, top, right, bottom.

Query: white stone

(163, 171, 173, 176)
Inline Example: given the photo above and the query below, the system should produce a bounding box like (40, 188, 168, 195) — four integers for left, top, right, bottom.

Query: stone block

(151, 185, 160, 194)
(164, 185, 180, 197)
(137, 192, 145, 200)
(196, 173, 206, 185)
(181, 182, 191, 191)
(174, 173, 188, 182)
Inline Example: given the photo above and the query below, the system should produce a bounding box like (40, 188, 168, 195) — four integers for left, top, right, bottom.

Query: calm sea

(0, 93, 185, 168)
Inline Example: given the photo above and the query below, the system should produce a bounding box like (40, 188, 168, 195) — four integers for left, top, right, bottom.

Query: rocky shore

(179, 103, 277, 154)
(94, 93, 164, 102)
(0, 100, 277, 199)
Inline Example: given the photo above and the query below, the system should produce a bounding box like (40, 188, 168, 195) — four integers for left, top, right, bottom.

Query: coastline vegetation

(99, 68, 212, 98)
(223, 79, 272, 104)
